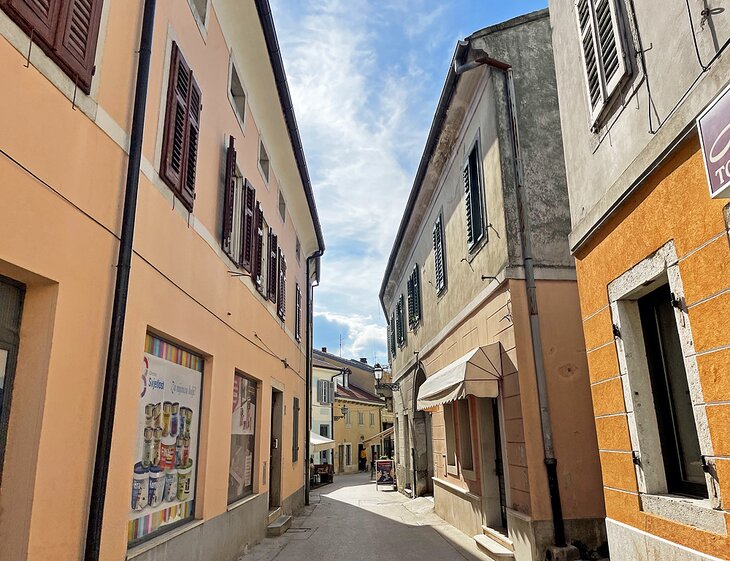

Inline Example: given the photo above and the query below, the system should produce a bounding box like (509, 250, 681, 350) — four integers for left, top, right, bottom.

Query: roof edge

(254, 0, 325, 253)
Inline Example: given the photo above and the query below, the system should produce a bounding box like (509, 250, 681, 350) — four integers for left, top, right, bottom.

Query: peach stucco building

(550, 1, 730, 559)
(0, 1, 323, 561)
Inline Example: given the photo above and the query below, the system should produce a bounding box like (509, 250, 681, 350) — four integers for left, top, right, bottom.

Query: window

(358, 411, 364, 426)
(0, 276, 24, 478)
(457, 400, 474, 471)
(228, 373, 257, 503)
(395, 295, 406, 347)
(369, 412, 375, 427)
(317, 380, 334, 404)
(130, 334, 203, 544)
(259, 140, 270, 183)
(638, 285, 706, 498)
(319, 425, 330, 463)
(254, 211, 267, 293)
(161, 42, 202, 212)
(221, 136, 257, 271)
(575, 0, 629, 125)
(345, 410, 351, 426)
(295, 284, 302, 342)
(464, 141, 486, 250)
(406, 264, 421, 328)
(444, 403, 457, 469)
(1, 0, 104, 94)
(292, 397, 300, 462)
(278, 190, 286, 223)
(228, 59, 246, 128)
(388, 313, 397, 358)
(189, 0, 207, 25)
(267, 232, 278, 302)
(433, 214, 447, 294)
(295, 237, 301, 263)
(277, 250, 287, 320)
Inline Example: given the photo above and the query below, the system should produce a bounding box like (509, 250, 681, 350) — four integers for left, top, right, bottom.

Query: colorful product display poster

(375, 459, 395, 485)
(128, 339, 203, 544)
(228, 375, 257, 502)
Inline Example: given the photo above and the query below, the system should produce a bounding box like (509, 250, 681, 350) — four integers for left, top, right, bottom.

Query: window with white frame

(229, 59, 246, 129)
(609, 242, 719, 517)
(575, 0, 630, 126)
(189, 0, 208, 26)
(259, 140, 270, 183)
(278, 190, 286, 222)
(358, 411, 364, 426)
(369, 412, 375, 426)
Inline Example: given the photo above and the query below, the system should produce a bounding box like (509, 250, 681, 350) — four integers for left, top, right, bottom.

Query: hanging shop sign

(128, 336, 203, 544)
(697, 84, 730, 198)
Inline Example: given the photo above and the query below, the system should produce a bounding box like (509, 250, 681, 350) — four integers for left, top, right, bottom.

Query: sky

(270, 0, 548, 364)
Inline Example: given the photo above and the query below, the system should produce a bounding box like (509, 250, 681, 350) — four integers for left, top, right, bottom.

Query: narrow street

(241, 473, 490, 561)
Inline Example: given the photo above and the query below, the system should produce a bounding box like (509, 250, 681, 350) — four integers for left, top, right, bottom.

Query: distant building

(0, 1, 323, 560)
(380, 10, 605, 561)
(549, 1, 730, 559)
(313, 350, 393, 474)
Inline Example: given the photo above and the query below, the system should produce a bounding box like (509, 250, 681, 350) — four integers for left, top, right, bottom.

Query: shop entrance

(269, 388, 283, 509)
(478, 397, 508, 530)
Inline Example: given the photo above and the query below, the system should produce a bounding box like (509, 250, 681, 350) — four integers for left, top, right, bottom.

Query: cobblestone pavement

(238, 472, 492, 561)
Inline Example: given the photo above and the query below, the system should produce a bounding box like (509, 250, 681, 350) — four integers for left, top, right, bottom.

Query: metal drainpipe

(454, 43, 567, 547)
(304, 251, 323, 506)
(84, 1, 157, 559)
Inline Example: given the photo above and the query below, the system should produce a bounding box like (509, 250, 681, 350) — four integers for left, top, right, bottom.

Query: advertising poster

(228, 375, 257, 503)
(128, 339, 203, 544)
(375, 459, 396, 489)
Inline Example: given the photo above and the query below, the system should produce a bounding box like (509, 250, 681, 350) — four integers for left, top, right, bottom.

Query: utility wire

(0, 145, 301, 377)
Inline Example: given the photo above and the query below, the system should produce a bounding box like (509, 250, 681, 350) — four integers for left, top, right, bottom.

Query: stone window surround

(607, 240, 726, 535)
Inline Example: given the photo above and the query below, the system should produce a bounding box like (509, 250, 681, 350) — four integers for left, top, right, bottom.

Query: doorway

(478, 397, 508, 530)
(269, 388, 283, 509)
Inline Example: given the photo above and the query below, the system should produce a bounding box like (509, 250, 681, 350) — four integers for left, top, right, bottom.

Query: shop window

(0, 276, 24, 479)
(457, 399, 474, 472)
(444, 403, 457, 471)
(292, 397, 300, 462)
(638, 285, 706, 498)
(129, 334, 204, 545)
(228, 373, 257, 503)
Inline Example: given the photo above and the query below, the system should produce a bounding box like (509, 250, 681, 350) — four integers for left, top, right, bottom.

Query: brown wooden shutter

(267, 232, 278, 302)
(463, 163, 474, 247)
(240, 180, 256, 272)
(160, 42, 201, 211)
(295, 283, 302, 341)
(54, 0, 103, 92)
(277, 250, 286, 319)
(181, 75, 201, 210)
(161, 43, 189, 196)
(222, 135, 236, 257)
(1, 0, 62, 46)
(253, 202, 264, 290)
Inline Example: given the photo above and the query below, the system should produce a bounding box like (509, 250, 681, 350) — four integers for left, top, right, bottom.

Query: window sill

(227, 492, 261, 512)
(446, 464, 458, 477)
(432, 477, 480, 502)
(640, 493, 727, 535)
(126, 519, 204, 559)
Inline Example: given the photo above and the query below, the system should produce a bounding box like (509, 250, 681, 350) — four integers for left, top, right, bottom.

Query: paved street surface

(239, 472, 492, 561)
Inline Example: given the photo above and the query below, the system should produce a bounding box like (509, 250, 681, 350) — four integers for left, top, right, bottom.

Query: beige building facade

(0, 1, 323, 561)
(381, 11, 606, 561)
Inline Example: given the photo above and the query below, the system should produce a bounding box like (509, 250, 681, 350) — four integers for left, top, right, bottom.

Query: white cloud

(272, 0, 449, 359)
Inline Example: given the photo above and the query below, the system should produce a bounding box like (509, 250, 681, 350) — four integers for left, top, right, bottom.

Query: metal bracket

(701, 455, 712, 473)
(670, 292, 685, 311)
(632, 451, 641, 466)
(612, 324, 622, 339)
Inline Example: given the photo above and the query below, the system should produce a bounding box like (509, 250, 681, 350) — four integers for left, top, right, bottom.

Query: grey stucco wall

(549, 0, 730, 248)
(384, 10, 574, 378)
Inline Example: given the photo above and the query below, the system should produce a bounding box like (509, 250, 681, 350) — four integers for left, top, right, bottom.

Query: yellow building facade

(0, 1, 323, 561)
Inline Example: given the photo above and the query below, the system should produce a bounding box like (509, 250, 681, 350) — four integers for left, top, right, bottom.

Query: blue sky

(270, 0, 547, 363)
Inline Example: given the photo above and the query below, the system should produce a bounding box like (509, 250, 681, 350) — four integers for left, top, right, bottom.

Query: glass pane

(229, 375, 257, 503)
(458, 400, 474, 470)
(654, 299, 705, 486)
(444, 404, 456, 467)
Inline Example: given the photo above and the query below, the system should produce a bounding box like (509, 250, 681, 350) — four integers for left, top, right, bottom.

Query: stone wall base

(605, 518, 726, 561)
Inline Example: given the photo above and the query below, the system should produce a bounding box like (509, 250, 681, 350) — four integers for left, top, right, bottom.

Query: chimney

(360, 358, 368, 364)
(321, 347, 327, 353)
